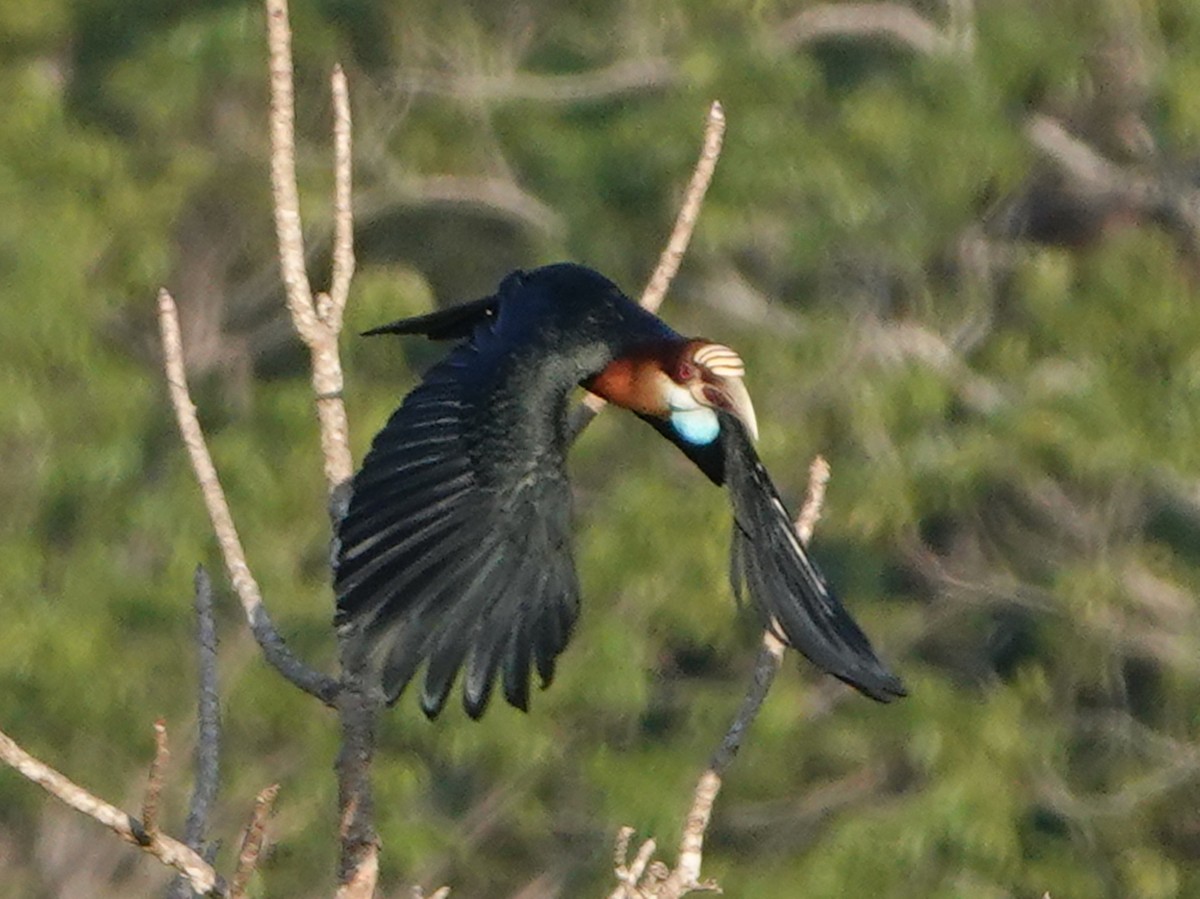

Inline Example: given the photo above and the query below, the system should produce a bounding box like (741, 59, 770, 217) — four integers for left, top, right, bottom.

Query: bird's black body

(336, 263, 904, 718)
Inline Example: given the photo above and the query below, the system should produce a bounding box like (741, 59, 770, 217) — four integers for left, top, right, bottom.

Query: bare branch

(642, 100, 726, 315)
(157, 289, 340, 705)
(229, 784, 280, 899)
(323, 63, 356, 329)
(265, 0, 317, 340)
(335, 840, 379, 899)
(608, 826, 660, 899)
(142, 720, 170, 838)
(334, 673, 381, 899)
(662, 770, 723, 895)
(0, 726, 222, 895)
(265, 0, 356, 499)
(616, 459, 833, 897)
(794, 455, 831, 544)
(188, 565, 222, 853)
(167, 567, 223, 899)
(571, 101, 727, 437)
(261, 2, 378, 892)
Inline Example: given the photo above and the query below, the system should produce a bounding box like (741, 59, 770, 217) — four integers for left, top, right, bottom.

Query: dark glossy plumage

(336, 263, 904, 718)
(336, 265, 682, 718)
(720, 414, 905, 701)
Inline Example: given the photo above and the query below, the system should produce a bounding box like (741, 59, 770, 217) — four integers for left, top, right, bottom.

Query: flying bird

(335, 263, 905, 718)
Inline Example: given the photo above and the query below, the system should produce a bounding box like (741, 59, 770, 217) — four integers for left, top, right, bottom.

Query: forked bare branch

(612, 457, 832, 898)
(157, 289, 339, 706)
(0, 725, 221, 895)
(265, 0, 355, 500)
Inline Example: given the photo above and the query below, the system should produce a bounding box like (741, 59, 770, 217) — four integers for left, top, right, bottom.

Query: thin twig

(650, 458, 833, 898)
(794, 456, 830, 544)
(167, 566, 223, 899)
(143, 720, 170, 838)
(157, 289, 340, 705)
(265, 0, 355, 501)
(0, 726, 222, 895)
(265, 0, 316, 339)
(608, 826, 660, 899)
(229, 784, 281, 899)
(641, 101, 726, 315)
(324, 63, 355, 327)
(570, 101, 726, 438)
(188, 564, 222, 856)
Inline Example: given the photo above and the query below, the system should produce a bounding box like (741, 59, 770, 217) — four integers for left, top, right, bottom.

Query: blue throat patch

(670, 408, 720, 445)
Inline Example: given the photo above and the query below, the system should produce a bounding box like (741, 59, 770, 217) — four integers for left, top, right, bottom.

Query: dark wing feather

(336, 320, 581, 719)
(720, 415, 906, 701)
(361, 271, 527, 341)
(362, 295, 498, 341)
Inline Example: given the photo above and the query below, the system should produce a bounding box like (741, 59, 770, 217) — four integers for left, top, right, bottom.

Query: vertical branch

(264, 0, 355, 502)
(334, 664, 379, 899)
(323, 64, 356, 327)
(186, 565, 223, 857)
(641, 100, 727, 315)
(158, 290, 340, 706)
(265, 0, 316, 336)
(570, 101, 727, 437)
(0, 727, 221, 894)
(262, 3, 375, 894)
(167, 567, 223, 899)
(230, 784, 281, 899)
(142, 720, 170, 839)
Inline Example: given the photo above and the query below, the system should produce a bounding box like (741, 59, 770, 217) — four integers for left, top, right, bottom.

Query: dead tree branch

(612, 458, 833, 898)
(167, 567, 223, 899)
(229, 784, 281, 899)
(142, 720, 170, 839)
(265, 0, 355, 507)
(158, 289, 340, 706)
(263, 2, 386, 894)
(0, 725, 222, 896)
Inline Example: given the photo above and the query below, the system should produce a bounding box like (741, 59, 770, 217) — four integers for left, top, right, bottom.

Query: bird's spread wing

(336, 329, 581, 719)
(720, 416, 906, 701)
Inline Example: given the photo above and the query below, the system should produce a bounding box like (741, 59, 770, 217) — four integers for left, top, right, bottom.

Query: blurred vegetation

(4, 0, 1200, 896)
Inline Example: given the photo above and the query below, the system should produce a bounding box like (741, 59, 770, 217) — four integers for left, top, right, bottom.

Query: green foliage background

(3, 1, 1200, 896)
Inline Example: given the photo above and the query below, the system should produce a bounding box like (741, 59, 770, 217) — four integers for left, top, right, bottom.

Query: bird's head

(586, 339, 759, 446)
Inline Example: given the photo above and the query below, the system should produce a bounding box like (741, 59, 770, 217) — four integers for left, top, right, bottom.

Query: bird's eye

(676, 360, 697, 383)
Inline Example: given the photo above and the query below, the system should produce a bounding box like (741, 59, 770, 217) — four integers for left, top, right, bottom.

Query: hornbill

(335, 263, 905, 718)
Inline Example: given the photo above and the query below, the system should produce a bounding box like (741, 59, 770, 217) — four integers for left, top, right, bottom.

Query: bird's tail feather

(363, 294, 498, 341)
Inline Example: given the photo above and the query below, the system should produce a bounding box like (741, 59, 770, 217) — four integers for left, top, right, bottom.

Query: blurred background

(4, 0, 1200, 896)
